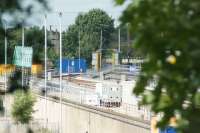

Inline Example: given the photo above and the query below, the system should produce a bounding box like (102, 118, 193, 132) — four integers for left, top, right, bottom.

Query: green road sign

(13, 46, 33, 68)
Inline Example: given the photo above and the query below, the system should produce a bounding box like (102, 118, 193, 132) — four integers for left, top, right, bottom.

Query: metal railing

(30, 77, 152, 121)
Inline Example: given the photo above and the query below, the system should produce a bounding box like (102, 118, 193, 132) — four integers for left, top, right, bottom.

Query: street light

(100, 29, 103, 71)
(2, 19, 7, 118)
(118, 27, 121, 53)
(22, 24, 25, 88)
(59, 12, 63, 133)
(98, 25, 111, 71)
(44, 14, 48, 129)
(78, 31, 81, 72)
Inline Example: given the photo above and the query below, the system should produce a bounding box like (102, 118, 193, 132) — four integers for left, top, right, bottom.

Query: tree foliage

(25, 27, 56, 64)
(11, 90, 36, 124)
(0, 0, 49, 63)
(116, 0, 200, 132)
(25, 27, 45, 64)
(63, 9, 114, 63)
(0, 0, 48, 33)
(0, 27, 57, 64)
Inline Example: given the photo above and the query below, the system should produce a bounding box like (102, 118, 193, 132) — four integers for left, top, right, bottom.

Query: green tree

(25, 26, 57, 64)
(63, 9, 114, 63)
(0, 0, 48, 63)
(63, 25, 79, 58)
(25, 27, 45, 64)
(0, 27, 22, 64)
(11, 90, 36, 124)
(116, 0, 200, 132)
(0, 27, 57, 64)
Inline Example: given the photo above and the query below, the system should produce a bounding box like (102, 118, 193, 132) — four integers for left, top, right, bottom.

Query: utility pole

(118, 28, 121, 53)
(44, 14, 48, 128)
(127, 24, 130, 64)
(4, 20, 7, 118)
(22, 25, 25, 88)
(78, 31, 81, 72)
(59, 12, 63, 133)
(100, 29, 103, 71)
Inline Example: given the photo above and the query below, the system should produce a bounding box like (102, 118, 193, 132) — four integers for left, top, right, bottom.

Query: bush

(11, 90, 36, 124)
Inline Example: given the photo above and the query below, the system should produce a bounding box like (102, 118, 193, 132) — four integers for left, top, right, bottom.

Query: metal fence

(30, 77, 152, 121)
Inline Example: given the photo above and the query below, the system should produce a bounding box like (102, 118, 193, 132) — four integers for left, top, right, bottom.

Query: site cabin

(96, 81, 122, 107)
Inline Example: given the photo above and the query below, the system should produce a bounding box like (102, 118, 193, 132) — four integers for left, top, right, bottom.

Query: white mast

(100, 29, 102, 71)
(59, 12, 63, 133)
(44, 14, 48, 128)
(4, 20, 7, 118)
(22, 25, 24, 88)
(118, 28, 121, 53)
(78, 31, 81, 71)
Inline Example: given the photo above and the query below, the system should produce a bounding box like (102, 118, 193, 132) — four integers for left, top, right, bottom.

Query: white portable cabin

(96, 81, 122, 107)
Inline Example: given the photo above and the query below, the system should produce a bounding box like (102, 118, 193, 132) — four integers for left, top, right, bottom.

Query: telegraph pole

(59, 12, 63, 133)
(127, 24, 130, 64)
(4, 20, 7, 118)
(118, 28, 121, 53)
(22, 25, 25, 88)
(78, 31, 81, 71)
(100, 29, 103, 71)
(44, 14, 48, 128)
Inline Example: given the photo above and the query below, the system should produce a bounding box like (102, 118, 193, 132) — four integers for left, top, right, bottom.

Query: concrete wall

(3, 94, 150, 133)
(34, 95, 150, 133)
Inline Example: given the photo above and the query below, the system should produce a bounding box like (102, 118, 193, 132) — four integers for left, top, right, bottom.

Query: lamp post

(44, 14, 48, 128)
(3, 19, 7, 118)
(127, 23, 130, 64)
(78, 31, 81, 72)
(59, 12, 63, 133)
(100, 29, 103, 71)
(118, 28, 121, 53)
(98, 24, 111, 71)
(22, 25, 25, 88)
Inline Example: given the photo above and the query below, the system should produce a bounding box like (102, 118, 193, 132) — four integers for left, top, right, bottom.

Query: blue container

(160, 127, 176, 133)
(56, 58, 87, 73)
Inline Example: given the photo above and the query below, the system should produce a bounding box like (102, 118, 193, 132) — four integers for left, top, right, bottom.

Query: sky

(28, 0, 129, 30)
